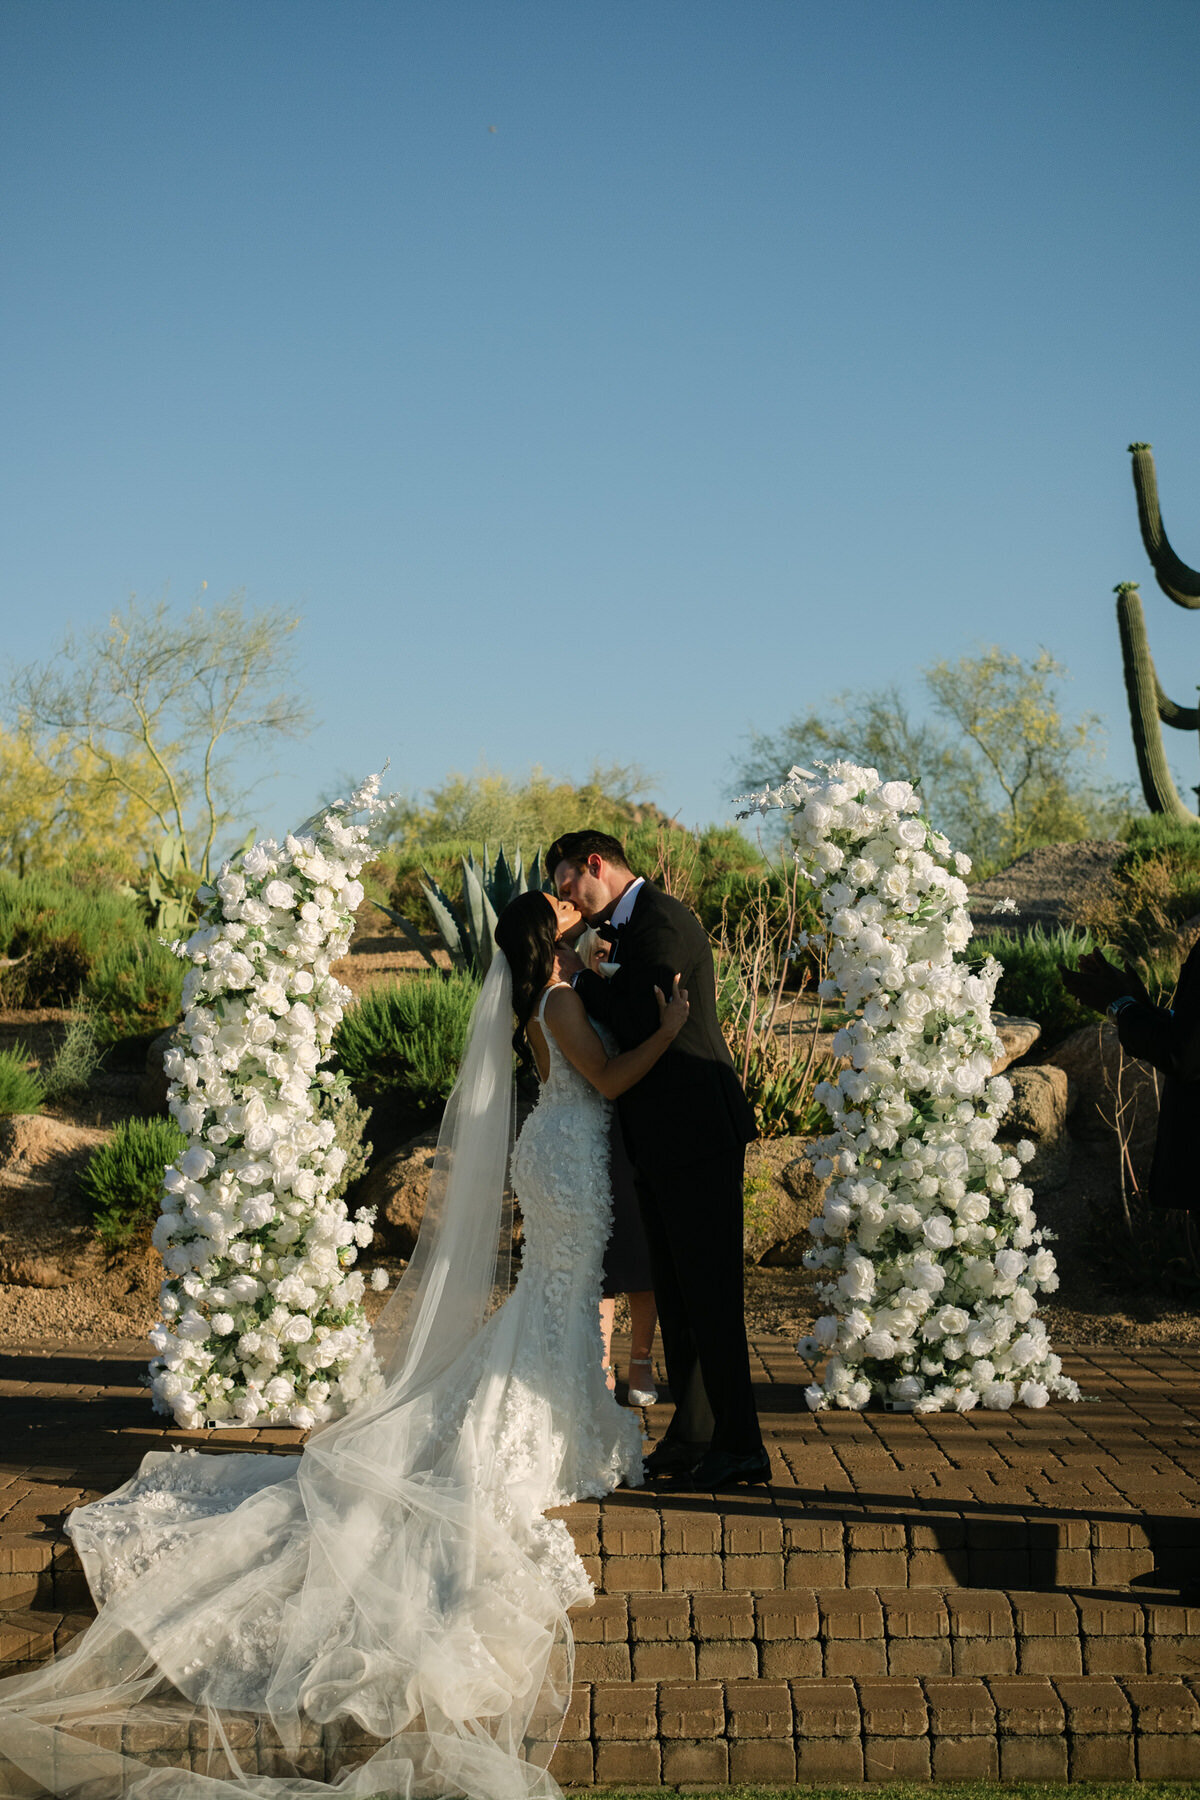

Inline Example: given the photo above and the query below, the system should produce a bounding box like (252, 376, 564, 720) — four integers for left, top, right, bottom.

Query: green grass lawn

(581, 1786, 1200, 1800)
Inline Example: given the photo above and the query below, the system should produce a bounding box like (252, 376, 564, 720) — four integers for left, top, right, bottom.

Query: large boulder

(744, 1135, 828, 1267)
(991, 1014, 1041, 1073)
(140, 1028, 179, 1117)
(1043, 1019, 1159, 1183)
(0, 1115, 109, 1286)
(357, 1128, 441, 1258)
(997, 1063, 1071, 1192)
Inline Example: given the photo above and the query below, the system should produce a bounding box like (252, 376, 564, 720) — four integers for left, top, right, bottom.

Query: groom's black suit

(575, 882, 764, 1457)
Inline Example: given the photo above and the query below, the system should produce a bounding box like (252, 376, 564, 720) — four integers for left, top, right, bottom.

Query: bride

(0, 890, 688, 1800)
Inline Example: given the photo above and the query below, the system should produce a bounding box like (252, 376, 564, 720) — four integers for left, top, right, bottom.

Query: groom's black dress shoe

(642, 1442, 703, 1480)
(676, 1447, 772, 1490)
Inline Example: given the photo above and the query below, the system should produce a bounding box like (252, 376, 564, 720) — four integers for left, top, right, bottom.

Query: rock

(1043, 1020, 1160, 1183)
(997, 1064, 1071, 1192)
(0, 1115, 110, 1287)
(358, 1128, 441, 1257)
(139, 1028, 178, 1117)
(967, 840, 1123, 935)
(743, 1135, 828, 1267)
(991, 1014, 1041, 1073)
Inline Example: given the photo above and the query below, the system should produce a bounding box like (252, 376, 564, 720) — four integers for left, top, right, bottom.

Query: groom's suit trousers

(633, 1146, 761, 1455)
(575, 883, 762, 1457)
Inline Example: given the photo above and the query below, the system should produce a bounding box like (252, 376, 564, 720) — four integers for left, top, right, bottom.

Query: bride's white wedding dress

(0, 967, 643, 1799)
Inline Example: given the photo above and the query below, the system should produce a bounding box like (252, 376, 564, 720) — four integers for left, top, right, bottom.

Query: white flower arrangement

(148, 774, 393, 1430)
(738, 762, 1080, 1414)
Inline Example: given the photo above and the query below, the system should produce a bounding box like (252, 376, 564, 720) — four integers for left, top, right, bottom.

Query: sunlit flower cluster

(738, 762, 1080, 1414)
(148, 774, 392, 1429)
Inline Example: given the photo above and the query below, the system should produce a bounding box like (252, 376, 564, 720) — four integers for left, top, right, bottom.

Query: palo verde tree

(736, 648, 1121, 870)
(7, 592, 312, 884)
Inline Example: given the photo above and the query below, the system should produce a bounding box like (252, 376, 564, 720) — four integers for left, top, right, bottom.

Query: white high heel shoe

(626, 1358, 658, 1407)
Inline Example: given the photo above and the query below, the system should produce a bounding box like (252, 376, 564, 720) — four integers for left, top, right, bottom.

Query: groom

(548, 830, 769, 1488)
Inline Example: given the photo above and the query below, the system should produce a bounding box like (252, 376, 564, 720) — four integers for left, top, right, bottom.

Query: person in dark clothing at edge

(1063, 944, 1200, 1213)
(548, 829, 769, 1489)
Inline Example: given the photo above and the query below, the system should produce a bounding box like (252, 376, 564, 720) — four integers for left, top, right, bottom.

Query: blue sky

(4, 0, 1200, 842)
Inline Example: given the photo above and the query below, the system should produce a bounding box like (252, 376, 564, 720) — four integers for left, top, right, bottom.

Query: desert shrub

(82, 939, 186, 1045)
(370, 822, 768, 943)
(41, 1008, 105, 1099)
(313, 1076, 373, 1199)
(333, 973, 480, 1114)
(0, 1046, 45, 1115)
(78, 1116, 187, 1251)
(1078, 818, 1200, 969)
(968, 924, 1096, 1047)
(0, 870, 148, 1006)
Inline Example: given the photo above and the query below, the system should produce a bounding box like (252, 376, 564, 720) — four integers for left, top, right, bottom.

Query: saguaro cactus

(1117, 443, 1200, 821)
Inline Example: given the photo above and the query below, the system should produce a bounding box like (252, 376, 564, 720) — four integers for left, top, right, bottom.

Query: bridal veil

(0, 952, 579, 1799)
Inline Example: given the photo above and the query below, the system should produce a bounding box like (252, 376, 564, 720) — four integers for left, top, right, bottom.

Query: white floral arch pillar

(738, 763, 1080, 1414)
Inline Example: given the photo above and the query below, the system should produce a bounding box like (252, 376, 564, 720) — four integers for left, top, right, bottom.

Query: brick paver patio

(1, 1337, 1199, 1785)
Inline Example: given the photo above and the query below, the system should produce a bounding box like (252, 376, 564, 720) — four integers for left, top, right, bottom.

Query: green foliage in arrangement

(333, 973, 481, 1114)
(0, 1046, 45, 1116)
(78, 1116, 188, 1251)
(312, 1075, 373, 1199)
(41, 1008, 105, 1099)
(82, 938, 186, 1045)
(0, 869, 148, 1007)
(968, 924, 1096, 1047)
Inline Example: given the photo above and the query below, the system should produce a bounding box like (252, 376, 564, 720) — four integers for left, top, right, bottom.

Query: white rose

(922, 1214, 955, 1251)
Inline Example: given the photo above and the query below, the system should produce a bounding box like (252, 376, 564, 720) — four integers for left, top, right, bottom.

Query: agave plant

(374, 845, 547, 975)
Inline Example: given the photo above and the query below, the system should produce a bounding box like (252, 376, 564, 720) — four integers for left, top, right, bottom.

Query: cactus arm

(1128, 442, 1200, 609)
(1115, 583, 1200, 820)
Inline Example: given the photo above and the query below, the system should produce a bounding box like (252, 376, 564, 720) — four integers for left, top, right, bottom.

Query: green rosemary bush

(313, 1076, 373, 1199)
(968, 924, 1096, 1047)
(82, 939, 186, 1045)
(333, 973, 479, 1114)
(0, 1046, 45, 1116)
(0, 871, 147, 1007)
(79, 1117, 188, 1252)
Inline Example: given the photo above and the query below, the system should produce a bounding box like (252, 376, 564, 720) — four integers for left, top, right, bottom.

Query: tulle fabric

(0, 959, 642, 1798)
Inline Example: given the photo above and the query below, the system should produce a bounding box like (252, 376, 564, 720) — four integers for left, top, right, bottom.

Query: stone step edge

(547, 1672, 1200, 1788)
(560, 1502, 1200, 1592)
(0, 1672, 1193, 1788)
(7, 1504, 1199, 1599)
(4, 1582, 1198, 1691)
(563, 1585, 1200, 1684)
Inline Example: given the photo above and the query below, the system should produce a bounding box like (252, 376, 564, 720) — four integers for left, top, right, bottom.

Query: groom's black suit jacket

(575, 883, 757, 1174)
(1113, 939, 1200, 1213)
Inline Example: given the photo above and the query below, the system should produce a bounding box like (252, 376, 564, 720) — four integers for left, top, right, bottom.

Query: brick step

(0, 1672, 1194, 1787)
(560, 1493, 1200, 1592)
(546, 1671, 1200, 1786)
(567, 1585, 1200, 1683)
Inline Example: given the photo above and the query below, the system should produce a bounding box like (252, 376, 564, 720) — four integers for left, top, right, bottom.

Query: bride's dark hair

(494, 890, 559, 1066)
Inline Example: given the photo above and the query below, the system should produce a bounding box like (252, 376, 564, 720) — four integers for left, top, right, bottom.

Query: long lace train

(0, 961, 642, 1797)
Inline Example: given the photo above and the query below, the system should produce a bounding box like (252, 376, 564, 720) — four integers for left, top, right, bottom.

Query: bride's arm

(542, 980, 689, 1099)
